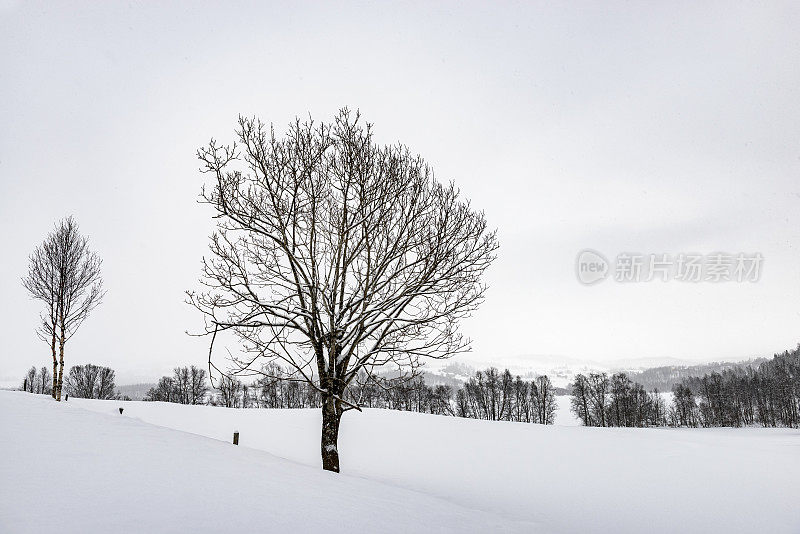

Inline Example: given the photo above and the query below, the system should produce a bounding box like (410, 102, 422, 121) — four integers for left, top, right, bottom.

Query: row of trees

(671, 346, 800, 428)
(349, 375, 455, 415)
(21, 363, 119, 400)
(214, 369, 455, 414)
(21, 366, 52, 395)
(456, 368, 556, 424)
(144, 363, 556, 425)
(570, 372, 667, 427)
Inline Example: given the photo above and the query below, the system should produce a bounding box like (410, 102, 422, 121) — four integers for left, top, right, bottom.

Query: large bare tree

(189, 109, 498, 472)
(23, 217, 104, 400)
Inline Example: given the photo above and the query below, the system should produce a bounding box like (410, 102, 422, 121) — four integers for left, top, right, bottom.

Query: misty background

(1, 1, 799, 385)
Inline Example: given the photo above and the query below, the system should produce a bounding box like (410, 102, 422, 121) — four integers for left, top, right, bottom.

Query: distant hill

(429, 355, 707, 390)
(428, 356, 772, 395)
(116, 383, 155, 400)
(627, 359, 767, 391)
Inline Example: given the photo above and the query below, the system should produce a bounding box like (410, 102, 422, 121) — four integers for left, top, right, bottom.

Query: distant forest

(571, 346, 799, 428)
(628, 358, 768, 391)
(671, 347, 799, 428)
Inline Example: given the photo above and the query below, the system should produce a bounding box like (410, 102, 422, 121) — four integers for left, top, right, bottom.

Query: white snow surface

(0, 391, 536, 533)
(3, 391, 800, 533)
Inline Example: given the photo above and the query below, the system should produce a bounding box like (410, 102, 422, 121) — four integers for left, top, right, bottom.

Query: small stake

(233, 431, 239, 445)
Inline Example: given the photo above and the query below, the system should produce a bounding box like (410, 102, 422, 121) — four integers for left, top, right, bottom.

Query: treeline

(20, 363, 122, 400)
(570, 372, 667, 427)
(210, 366, 470, 417)
(143, 364, 557, 424)
(671, 346, 800, 428)
(145, 365, 317, 408)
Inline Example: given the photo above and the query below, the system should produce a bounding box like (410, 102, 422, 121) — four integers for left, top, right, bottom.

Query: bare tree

(65, 364, 117, 400)
(217, 375, 243, 408)
(531, 375, 557, 425)
(53, 217, 104, 400)
(38, 366, 52, 395)
(588, 372, 610, 427)
(145, 376, 177, 402)
(188, 366, 208, 405)
(174, 366, 191, 404)
(23, 366, 36, 392)
(166, 365, 209, 405)
(570, 374, 592, 426)
(189, 109, 497, 472)
(23, 217, 104, 401)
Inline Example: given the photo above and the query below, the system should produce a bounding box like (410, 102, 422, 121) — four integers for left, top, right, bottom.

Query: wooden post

(233, 431, 239, 445)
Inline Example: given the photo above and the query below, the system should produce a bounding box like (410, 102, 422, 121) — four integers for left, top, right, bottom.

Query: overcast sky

(1, 1, 799, 385)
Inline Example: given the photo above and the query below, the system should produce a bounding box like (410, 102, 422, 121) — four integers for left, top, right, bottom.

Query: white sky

(1, 1, 799, 384)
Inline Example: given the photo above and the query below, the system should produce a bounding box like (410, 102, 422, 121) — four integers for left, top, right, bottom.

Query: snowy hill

(3, 391, 800, 533)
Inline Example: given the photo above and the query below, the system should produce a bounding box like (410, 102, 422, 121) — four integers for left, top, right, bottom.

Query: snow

(4, 391, 800, 533)
(554, 394, 580, 425)
(0, 391, 537, 533)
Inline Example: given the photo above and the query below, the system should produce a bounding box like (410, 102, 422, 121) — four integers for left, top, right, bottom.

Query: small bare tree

(217, 375, 243, 408)
(23, 366, 36, 392)
(38, 366, 52, 395)
(188, 366, 208, 405)
(189, 109, 497, 472)
(23, 217, 104, 400)
(65, 364, 117, 400)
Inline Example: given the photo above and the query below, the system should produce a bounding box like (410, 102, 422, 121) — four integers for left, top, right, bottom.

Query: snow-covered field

(3, 391, 799, 533)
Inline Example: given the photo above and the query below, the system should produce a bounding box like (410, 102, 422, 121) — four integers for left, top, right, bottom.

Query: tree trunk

(51, 330, 58, 399)
(321, 393, 342, 473)
(56, 333, 65, 401)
